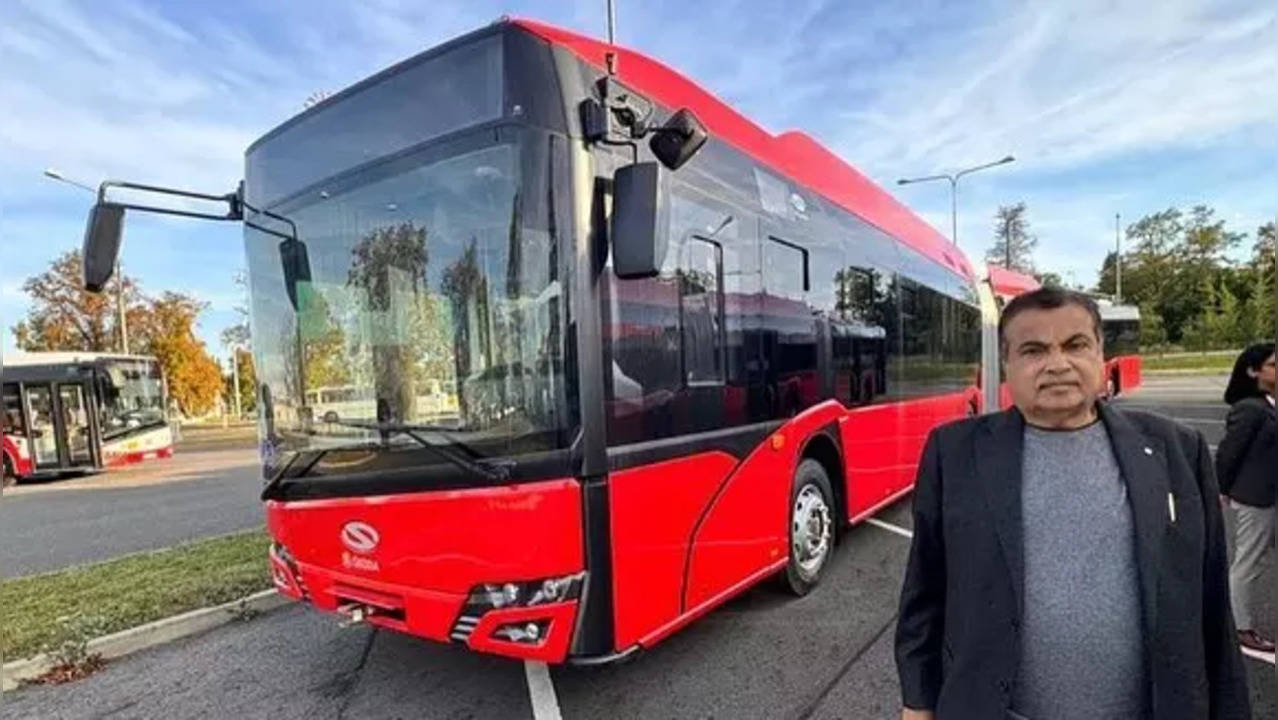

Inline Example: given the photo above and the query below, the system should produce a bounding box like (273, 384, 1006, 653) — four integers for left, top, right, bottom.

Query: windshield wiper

(329, 419, 511, 483)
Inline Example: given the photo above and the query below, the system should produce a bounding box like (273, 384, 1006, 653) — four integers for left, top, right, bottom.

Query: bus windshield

(245, 137, 570, 472)
(97, 358, 167, 438)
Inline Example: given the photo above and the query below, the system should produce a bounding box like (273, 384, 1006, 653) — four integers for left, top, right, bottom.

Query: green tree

(1217, 281, 1244, 348)
(985, 202, 1038, 273)
(1035, 271, 1064, 288)
(1138, 303, 1166, 353)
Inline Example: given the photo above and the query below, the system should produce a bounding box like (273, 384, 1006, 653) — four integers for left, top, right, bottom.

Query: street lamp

(43, 168, 130, 354)
(897, 155, 1015, 246)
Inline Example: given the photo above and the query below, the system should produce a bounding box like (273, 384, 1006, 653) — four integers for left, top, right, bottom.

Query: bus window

(681, 238, 725, 385)
(2, 385, 24, 436)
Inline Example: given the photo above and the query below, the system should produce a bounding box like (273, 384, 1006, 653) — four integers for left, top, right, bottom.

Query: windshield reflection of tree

(270, 144, 562, 452)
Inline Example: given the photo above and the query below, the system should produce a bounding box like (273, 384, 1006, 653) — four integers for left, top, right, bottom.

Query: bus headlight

(465, 572, 584, 611)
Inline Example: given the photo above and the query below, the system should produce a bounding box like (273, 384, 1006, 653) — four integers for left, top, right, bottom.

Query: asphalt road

(2, 374, 1273, 718)
(0, 448, 264, 577)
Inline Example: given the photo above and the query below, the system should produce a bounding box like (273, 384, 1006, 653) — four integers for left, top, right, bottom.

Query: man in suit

(895, 287, 1251, 719)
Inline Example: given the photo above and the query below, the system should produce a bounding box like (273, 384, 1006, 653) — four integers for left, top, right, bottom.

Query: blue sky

(1, 0, 1275, 359)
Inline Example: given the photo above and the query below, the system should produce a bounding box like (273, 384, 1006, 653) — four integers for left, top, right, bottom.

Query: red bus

(2, 352, 173, 485)
(984, 266, 1142, 400)
(1097, 301, 1142, 396)
(79, 19, 983, 664)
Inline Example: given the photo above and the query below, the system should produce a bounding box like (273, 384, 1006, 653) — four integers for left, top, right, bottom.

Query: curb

(2, 589, 290, 692)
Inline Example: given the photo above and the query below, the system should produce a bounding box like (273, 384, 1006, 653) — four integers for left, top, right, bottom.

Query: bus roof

(2, 351, 158, 367)
(1097, 302, 1141, 321)
(985, 264, 1041, 299)
(510, 19, 974, 281)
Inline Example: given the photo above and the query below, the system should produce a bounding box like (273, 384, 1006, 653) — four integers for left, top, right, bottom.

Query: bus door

(23, 381, 97, 472)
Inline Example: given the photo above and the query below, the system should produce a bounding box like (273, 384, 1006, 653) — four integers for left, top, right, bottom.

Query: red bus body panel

(265, 478, 583, 661)
(2, 435, 33, 478)
(683, 402, 845, 611)
(608, 452, 736, 650)
(1108, 355, 1142, 395)
(606, 392, 977, 652)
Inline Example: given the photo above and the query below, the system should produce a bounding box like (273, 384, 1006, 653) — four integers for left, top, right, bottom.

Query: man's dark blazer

(1215, 396, 1276, 508)
(894, 403, 1251, 719)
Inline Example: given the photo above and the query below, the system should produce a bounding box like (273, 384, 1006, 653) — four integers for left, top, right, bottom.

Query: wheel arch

(798, 425, 845, 539)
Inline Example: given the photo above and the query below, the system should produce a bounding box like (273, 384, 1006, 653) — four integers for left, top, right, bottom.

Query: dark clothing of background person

(894, 404, 1251, 719)
(1215, 396, 1277, 509)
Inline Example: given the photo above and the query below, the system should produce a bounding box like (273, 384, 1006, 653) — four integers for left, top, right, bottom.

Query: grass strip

(1, 529, 272, 662)
(1143, 353, 1237, 372)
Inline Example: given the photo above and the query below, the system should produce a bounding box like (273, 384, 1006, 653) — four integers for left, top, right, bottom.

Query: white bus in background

(306, 379, 460, 427)
(2, 352, 173, 483)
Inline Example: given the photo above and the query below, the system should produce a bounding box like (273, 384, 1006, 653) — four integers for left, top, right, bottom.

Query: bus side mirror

(611, 162, 669, 279)
(649, 109, 708, 171)
(83, 203, 125, 292)
(278, 238, 312, 311)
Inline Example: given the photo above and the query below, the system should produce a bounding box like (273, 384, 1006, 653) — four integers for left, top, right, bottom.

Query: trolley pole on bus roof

(44, 168, 129, 354)
(896, 155, 1015, 247)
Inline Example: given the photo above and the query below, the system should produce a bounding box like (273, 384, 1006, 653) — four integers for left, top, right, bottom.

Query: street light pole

(897, 155, 1015, 247)
(1115, 213, 1122, 303)
(43, 168, 129, 353)
(230, 350, 241, 422)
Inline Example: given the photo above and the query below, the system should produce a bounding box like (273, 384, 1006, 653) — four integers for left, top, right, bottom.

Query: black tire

(1110, 370, 1121, 398)
(2, 454, 15, 489)
(783, 458, 836, 596)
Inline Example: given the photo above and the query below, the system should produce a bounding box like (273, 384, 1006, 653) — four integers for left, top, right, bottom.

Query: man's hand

(902, 709, 935, 720)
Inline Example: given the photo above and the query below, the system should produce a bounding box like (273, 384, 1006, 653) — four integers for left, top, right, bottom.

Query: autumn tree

(11, 250, 144, 352)
(13, 251, 225, 415)
(133, 292, 224, 416)
(985, 203, 1038, 273)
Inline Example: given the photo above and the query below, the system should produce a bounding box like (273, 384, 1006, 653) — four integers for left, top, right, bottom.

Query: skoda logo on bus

(340, 521, 380, 554)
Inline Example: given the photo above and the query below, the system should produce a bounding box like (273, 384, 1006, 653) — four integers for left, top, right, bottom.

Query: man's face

(1002, 304, 1104, 421)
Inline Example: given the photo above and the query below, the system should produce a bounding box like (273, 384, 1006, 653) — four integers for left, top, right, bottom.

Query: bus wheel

(1106, 371, 1119, 399)
(784, 459, 835, 596)
(2, 455, 15, 489)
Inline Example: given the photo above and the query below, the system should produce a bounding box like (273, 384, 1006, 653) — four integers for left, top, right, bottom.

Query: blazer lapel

(978, 409, 1026, 617)
(1099, 403, 1167, 646)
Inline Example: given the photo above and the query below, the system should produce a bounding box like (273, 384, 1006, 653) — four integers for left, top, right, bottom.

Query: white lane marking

(524, 660, 564, 720)
(1240, 646, 1276, 666)
(865, 517, 914, 539)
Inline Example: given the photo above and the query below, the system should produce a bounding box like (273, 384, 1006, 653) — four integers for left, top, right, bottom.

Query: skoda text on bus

(78, 19, 988, 664)
(2, 352, 172, 483)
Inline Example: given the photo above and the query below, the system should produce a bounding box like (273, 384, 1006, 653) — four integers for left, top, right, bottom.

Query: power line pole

(607, 0, 616, 44)
(117, 259, 129, 354)
(1115, 213, 1122, 303)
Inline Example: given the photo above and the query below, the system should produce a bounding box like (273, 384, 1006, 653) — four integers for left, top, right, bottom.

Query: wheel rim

(791, 483, 832, 581)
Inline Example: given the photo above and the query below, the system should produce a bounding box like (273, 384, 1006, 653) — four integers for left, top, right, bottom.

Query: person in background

(895, 287, 1251, 719)
(1216, 342, 1277, 656)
